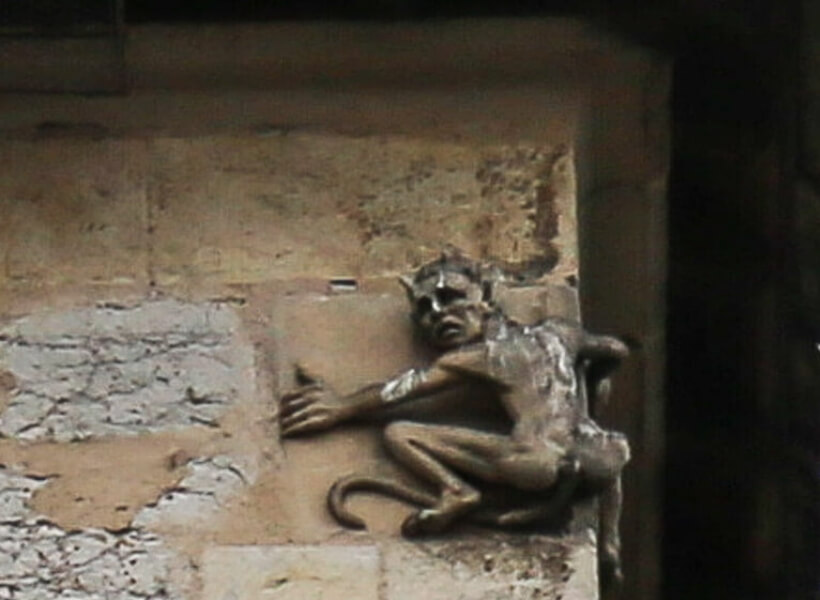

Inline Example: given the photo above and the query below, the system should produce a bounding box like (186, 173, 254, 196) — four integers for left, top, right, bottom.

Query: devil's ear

(397, 275, 415, 299)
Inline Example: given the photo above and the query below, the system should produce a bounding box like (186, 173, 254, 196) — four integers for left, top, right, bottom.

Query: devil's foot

(599, 541, 623, 586)
(400, 488, 479, 536)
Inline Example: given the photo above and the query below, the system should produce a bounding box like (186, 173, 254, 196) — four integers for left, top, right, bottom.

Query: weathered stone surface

(0, 140, 149, 287)
(150, 134, 576, 286)
(0, 18, 670, 600)
(201, 545, 381, 600)
(133, 455, 250, 529)
(496, 282, 580, 323)
(383, 532, 597, 600)
(0, 299, 254, 441)
(0, 467, 183, 600)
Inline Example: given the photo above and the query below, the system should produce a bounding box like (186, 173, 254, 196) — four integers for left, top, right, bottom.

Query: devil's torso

(478, 316, 584, 444)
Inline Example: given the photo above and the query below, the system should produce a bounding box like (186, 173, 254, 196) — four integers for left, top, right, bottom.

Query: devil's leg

(383, 421, 569, 534)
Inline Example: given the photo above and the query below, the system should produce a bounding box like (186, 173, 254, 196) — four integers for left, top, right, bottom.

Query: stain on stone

(390, 533, 577, 600)
(534, 182, 561, 254)
(0, 299, 254, 442)
(423, 534, 572, 582)
(474, 214, 494, 257)
(474, 145, 567, 275)
(0, 370, 16, 392)
(166, 449, 191, 470)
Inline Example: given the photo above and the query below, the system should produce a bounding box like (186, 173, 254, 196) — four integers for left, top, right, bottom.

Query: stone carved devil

(280, 250, 630, 580)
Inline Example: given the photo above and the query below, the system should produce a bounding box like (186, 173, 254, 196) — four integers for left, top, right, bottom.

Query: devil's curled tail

(328, 474, 438, 529)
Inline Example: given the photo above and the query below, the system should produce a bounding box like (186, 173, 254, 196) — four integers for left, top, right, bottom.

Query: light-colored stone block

(201, 545, 381, 600)
(383, 532, 597, 600)
(0, 139, 149, 287)
(0, 467, 184, 600)
(149, 134, 575, 285)
(0, 299, 254, 441)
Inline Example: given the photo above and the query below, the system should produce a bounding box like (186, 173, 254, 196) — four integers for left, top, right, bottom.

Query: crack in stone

(0, 468, 185, 600)
(0, 300, 251, 442)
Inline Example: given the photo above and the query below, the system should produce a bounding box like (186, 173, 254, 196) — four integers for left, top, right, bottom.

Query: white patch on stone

(133, 455, 248, 529)
(0, 300, 254, 442)
(0, 468, 185, 599)
(0, 471, 48, 522)
(381, 368, 426, 403)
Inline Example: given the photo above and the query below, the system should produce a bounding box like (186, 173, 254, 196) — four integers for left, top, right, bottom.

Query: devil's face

(408, 270, 487, 349)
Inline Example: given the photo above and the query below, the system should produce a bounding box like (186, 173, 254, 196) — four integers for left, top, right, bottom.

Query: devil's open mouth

(435, 320, 463, 341)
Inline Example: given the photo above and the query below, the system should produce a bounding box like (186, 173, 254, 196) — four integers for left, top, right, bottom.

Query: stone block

(265, 292, 426, 540)
(272, 291, 423, 395)
(0, 467, 183, 600)
(383, 532, 598, 600)
(149, 134, 575, 286)
(0, 140, 149, 287)
(201, 545, 381, 600)
(0, 299, 254, 441)
(267, 285, 584, 542)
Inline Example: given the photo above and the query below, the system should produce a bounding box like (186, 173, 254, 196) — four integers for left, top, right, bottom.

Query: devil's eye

(416, 297, 433, 314)
(435, 288, 466, 305)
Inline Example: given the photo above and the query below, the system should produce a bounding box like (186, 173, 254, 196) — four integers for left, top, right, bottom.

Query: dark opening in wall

(665, 47, 780, 599)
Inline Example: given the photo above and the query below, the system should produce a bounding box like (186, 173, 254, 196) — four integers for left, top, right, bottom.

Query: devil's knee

(608, 432, 630, 469)
(498, 451, 562, 491)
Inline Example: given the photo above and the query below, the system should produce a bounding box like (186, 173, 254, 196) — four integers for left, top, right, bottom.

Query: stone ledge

(200, 534, 598, 600)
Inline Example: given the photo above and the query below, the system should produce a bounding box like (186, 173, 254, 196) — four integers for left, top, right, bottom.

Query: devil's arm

(340, 345, 490, 420)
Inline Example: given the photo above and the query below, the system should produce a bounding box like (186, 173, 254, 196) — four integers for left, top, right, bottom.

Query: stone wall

(0, 133, 591, 600)
(0, 20, 668, 600)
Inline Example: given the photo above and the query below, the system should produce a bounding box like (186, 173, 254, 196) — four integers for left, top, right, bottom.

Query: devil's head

(399, 249, 500, 349)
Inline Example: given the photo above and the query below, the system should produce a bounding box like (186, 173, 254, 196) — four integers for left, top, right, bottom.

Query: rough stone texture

(0, 134, 575, 290)
(0, 140, 149, 287)
(383, 533, 596, 600)
(0, 467, 183, 600)
(149, 135, 575, 286)
(0, 18, 668, 600)
(133, 455, 250, 529)
(0, 299, 254, 441)
(199, 536, 598, 600)
(201, 545, 381, 600)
